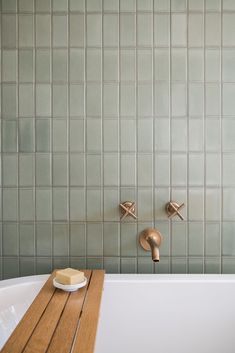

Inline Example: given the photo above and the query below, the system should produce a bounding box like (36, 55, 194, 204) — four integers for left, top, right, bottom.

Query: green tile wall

(1, 0, 235, 278)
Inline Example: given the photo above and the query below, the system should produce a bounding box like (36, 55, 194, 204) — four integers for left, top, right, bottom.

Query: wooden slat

(1, 271, 57, 353)
(46, 270, 92, 353)
(72, 270, 105, 353)
(23, 289, 70, 353)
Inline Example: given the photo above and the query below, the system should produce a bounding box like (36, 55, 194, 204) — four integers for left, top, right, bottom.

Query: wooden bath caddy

(1, 270, 105, 353)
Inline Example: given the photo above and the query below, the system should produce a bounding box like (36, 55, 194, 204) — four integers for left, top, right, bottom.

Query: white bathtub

(1, 274, 235, 353)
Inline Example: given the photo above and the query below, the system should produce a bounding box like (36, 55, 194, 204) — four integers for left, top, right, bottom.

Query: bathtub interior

(95, 275, 235, 353)
(0, 275, 49, 349)
(1, 275, 235, 353)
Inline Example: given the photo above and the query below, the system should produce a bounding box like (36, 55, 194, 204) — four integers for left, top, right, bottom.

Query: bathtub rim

(1, 273, 235, 289)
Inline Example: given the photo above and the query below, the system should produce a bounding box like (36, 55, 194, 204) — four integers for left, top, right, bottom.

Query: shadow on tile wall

(1, 0, 235, 278)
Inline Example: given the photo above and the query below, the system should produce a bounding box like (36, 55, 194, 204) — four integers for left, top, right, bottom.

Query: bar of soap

(56, 268, 85, 285)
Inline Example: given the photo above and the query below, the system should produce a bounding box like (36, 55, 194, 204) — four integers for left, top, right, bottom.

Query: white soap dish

(53, 277, 87, 292)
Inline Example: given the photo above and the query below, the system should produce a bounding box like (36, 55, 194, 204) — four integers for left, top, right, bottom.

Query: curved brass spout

(139, 228, 163, 262)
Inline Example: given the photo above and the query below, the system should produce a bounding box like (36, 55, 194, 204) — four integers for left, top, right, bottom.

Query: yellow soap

(56, 268, 84, 285)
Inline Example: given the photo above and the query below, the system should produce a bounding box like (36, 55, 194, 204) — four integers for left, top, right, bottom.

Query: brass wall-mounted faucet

(139, 228, 163, 262)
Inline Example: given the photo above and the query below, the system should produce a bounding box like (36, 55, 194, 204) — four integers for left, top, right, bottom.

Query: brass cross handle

(165, 201, 185, 220)
(119, 201, 137, 221)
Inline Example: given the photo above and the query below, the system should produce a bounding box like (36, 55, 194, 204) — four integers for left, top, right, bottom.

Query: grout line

(118, 0, 121, 273)
(220, 0, 223, 274)
(84, 0, 87, 269)
(169, 0, 172, 274)
(50, 0, 54, 272)
(152, 0, 155, 275)
(67, 0, 70, 264)
(16, 0, 20, 277)
(101, 0, 104, 270)
(33, 0, 37, 274)
(186, 0, 189, 274)
(203, 0, 206, 273)
(0, 0, 2, 279)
